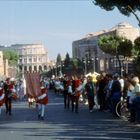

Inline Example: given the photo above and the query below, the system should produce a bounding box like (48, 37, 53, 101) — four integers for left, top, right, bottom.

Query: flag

(24, 72, 41, 98)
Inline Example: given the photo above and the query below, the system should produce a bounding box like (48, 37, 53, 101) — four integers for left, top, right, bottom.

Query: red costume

(37, 87, 48, 105)
(4, 78, 15, 115)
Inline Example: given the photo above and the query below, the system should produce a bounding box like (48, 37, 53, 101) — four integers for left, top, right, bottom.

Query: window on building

(34, 66, 37, 71)
(24, 66, 27, 71)
(38, 57, 42, 62)
(39, 65, 42, 71)
(29, 49, 32, 54)
(29, 58, 32, 63)
(19, 59, 22, 63)
(44, 65, 47, 70)
(19, 66, 22, 71)
(24, 58, 27, 63)
(32, 48, 36, 54)
(29, 66, 32, 71)
(33, 57, 37, 62)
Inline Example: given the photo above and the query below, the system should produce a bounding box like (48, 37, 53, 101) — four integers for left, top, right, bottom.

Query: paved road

(0, 90, 140, 140)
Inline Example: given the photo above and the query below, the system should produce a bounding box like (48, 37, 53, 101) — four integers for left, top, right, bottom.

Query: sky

(0, 0, 139, 60)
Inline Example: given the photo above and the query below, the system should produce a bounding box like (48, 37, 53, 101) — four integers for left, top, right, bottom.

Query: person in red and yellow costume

(36, 86, 48, 120)
(4, 78, 16, 115)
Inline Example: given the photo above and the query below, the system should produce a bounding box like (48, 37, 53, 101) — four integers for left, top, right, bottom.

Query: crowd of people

(0, 76, 49, 121)
(49, 72, 140, 125)
(0, 72, 140, 125)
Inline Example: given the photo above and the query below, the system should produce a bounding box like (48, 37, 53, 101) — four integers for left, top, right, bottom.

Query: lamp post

(91, 57, 98, 72)
(52, 63, 57, 77)
(91, 58, 95, 72)
(58, 64, 62, 77)
(83, 59, 87, 75)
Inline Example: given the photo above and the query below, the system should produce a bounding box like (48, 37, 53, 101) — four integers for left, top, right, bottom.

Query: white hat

(40, 86, 45, 89)
(10, 78, 15, 81)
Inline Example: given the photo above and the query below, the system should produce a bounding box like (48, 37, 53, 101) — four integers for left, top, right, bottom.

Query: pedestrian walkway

(0, 90, 140, 140)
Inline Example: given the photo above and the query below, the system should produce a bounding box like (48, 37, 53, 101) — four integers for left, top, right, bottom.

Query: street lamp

(52, 63, 57, 77)
(91, 58, 95, 72)
(91, 57, 98, 72)
(82, 58, 87, 75)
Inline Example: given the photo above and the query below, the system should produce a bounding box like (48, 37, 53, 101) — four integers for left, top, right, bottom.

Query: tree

(98, 35, 134, 75)
(93, 0, 140, 26)
(118, 38, 134, 57)
(134, 36, 140, 74)
(64, 52, 71, 67)
(61, 53, 70, 75)
(98, 35, 121, 55)
(134, 36, 140, 56)
(3, 50, 19, 66)
(56, 53, 62, 66)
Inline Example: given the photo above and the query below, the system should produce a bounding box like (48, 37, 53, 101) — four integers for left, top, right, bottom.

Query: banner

(24, 72, 41, 98)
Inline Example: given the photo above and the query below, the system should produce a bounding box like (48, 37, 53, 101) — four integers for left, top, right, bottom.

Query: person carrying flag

(36, 86, 48, 120)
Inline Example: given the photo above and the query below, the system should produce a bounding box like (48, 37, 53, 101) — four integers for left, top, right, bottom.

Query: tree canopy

(118, 38, 134, 57)
(98, 35, 134, 57)
(134, 36, 140, 55)
(93, 0, 140, 16)
(134, 36, 140, 74)
(3, 50, 19, 66)
(93, 0, 140, 26)
(98, 35, 134, 75)
(56, 53, 62, 66)
(64, 53, 71, 67)
(98, 35, 122, 55)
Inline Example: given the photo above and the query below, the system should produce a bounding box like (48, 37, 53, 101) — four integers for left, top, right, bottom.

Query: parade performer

(0, 87, 5, 115)
(71, 76, 80, 113)
(4, 78, 16, 115)
(36, 86, 48, 120)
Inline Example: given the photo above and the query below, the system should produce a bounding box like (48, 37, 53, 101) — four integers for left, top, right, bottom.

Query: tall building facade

(12, 44, 48, 73)
(72, 22, 140, 73)
(0, 44, 48, 74)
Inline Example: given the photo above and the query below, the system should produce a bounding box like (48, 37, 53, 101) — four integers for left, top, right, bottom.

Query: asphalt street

(0, 90, 140, 140)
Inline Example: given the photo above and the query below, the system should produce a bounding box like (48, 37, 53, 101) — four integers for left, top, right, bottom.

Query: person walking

(97, 74, 107, 111)
(36, 86, 48, 120)
(4, 78, 15, 115)
(110, 74, 121, 116)
(85, 76, 95, 112)
(63, 76, 69, 109)
(71, 75, 80, 113)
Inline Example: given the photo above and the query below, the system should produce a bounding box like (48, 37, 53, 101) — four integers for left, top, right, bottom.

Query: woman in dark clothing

(97, 74, 107, 111)
(85, 76, 95, 112)
(110, 75, 121, 115)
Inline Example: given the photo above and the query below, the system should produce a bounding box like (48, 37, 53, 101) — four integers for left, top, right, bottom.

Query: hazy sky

(0, 0, 139, 60)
